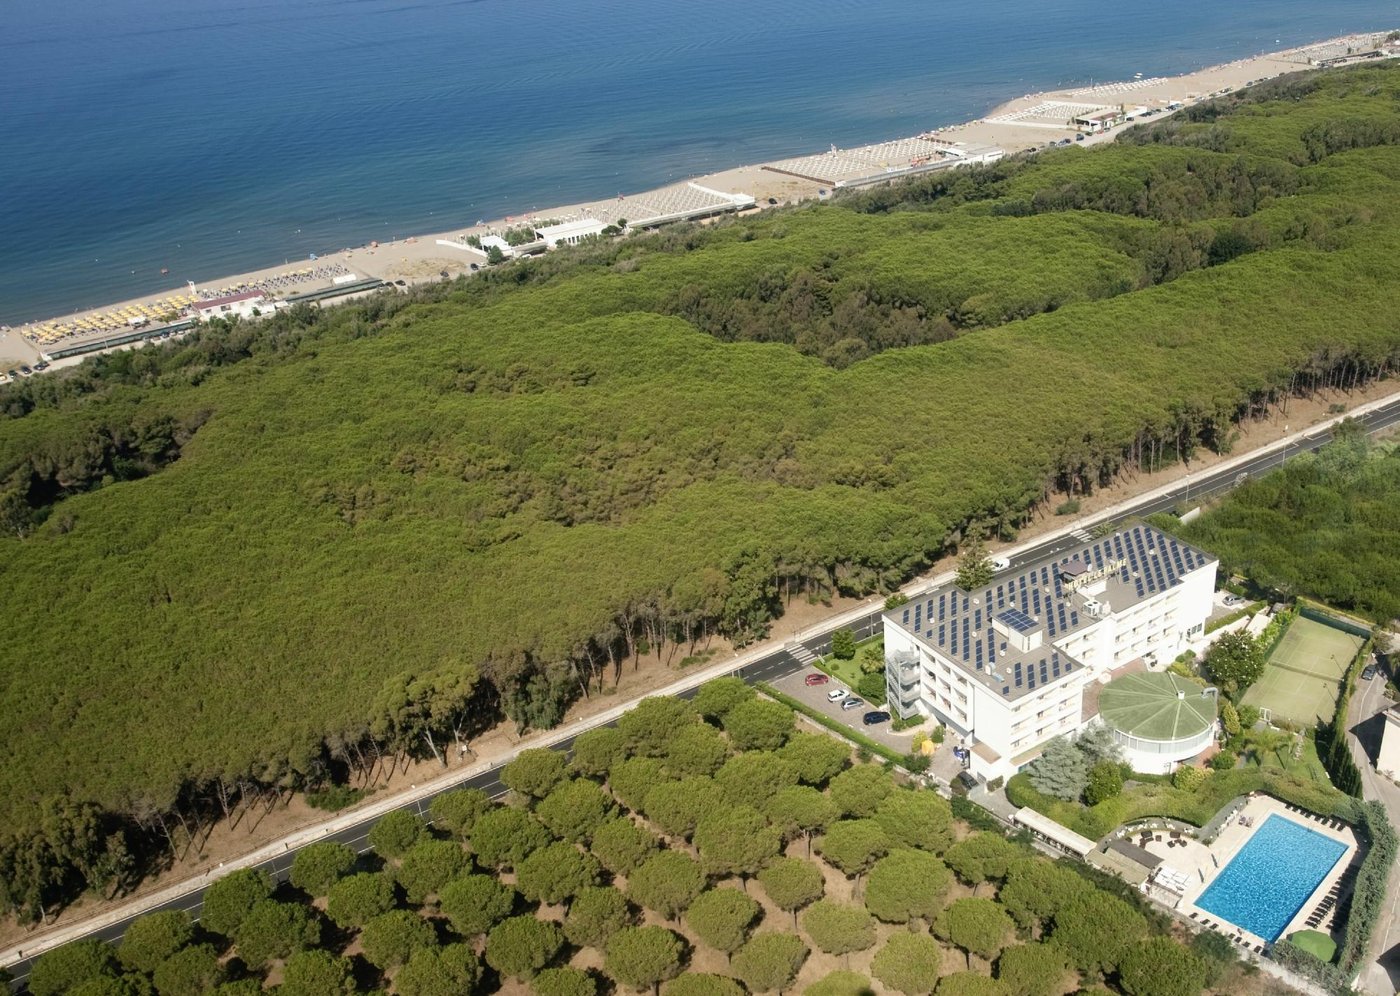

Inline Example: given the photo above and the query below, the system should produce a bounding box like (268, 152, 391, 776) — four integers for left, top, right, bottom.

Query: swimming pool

(1196, 814, 1347, 941)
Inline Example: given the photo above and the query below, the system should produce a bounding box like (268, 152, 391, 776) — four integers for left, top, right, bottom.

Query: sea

(1, 0, 1394, 324)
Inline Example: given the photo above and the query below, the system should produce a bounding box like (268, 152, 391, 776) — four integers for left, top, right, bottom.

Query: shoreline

(2, 28, 1395, 371)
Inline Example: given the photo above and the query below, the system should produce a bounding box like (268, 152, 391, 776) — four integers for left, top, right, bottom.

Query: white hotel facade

(884, 524, 1217, 782)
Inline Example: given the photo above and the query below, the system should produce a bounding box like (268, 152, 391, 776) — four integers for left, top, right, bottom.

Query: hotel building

(884, 524, 1218, 782)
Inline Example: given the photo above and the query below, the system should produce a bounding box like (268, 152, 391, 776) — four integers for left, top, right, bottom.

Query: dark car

(841, 696, 863, 711)
(1362, 665, 1378, 681)
(863, 711, 891, 725)
(805, 673, 830, 686)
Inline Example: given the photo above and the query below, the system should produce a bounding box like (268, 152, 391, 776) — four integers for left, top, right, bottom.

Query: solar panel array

(895, 525, 1211, 701)
(997, 607, 1038, 634)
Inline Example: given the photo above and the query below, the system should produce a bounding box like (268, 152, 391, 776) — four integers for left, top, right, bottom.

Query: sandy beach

(2, 29, 1394, 374)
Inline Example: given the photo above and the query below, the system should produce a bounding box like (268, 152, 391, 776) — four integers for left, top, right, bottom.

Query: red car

(804, 673, 830, 686)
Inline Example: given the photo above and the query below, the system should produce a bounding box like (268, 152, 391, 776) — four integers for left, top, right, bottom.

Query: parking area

(771, 668, 919, 754)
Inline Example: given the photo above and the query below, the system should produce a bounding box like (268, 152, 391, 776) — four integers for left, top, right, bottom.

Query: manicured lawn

(816, 635, 882, 690)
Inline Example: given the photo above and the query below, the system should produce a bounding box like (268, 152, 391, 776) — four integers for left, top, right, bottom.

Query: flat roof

(536, 218, 608, 238)
(1014, 807, 1096, 855)
(196, 290, 265, 308)
(885, 524, 1215, 702)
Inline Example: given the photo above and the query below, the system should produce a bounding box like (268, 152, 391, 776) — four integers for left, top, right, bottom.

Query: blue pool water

(1196, 814, 1347, 941)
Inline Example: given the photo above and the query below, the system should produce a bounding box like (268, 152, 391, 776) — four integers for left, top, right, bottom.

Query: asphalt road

(7, 396, 1400, 989)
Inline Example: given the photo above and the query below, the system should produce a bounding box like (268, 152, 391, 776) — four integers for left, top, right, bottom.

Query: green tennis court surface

(1242, 616, 1365, 727)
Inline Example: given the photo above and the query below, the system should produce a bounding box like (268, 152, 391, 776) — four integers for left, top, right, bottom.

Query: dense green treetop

(686, 887, 762, 956)
(367, 810, 426, 858)
(732, 933, 809, 995)
(802, 899, 877, 956)
(626, 850, 706, 921)
(664, 974, 746, 996)
(393, 944, 480, 996)
(279, 949, 357, 996)
(6, 66, 1400, 902)
(325, 871, 397, 929)
(571, 726, 631, 778)
(664, 722, 732, 777)
(429, 787, 493, 838)
(533, 967, 597, 996)
(467, 806, 551, 870)
(590, 816, 661, 876)
(778, 732, 850, 786)
(514, 841, 601, 906)
(502, 748, 571, 799)
(233, 899, 319, 969)
(199, 868, 273, 937)
(645, 776, 727, 840)
(437, 873, 516, 938)
(563, 885, 634, 949)
(872, 933, 942, 996)
(289, 841, 357, 897)
(864, 848, 953, 923)
(395, 838, 469, 904)
(873, 788, 954, 853)
(116, 909, 192, 975)
(995, 943, 1074, 996)
(152, 943, 224, 996)
(606, 925, 686, 993)
(758, 856, 825, 923)
(485, 915, 565, 981)
(537, 776, 615, 842)
(828, 764, 894, 817)
(722, 698, 796, 752)
(692, 678, 756, 722)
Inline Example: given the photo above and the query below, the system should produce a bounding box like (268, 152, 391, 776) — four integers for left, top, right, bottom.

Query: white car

(827, 687, 848, 702)
(990, 556, 1011, 572)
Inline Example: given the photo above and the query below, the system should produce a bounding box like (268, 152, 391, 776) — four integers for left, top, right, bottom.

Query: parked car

(1222, 594, 1245, 607)
(827, 687, 848, 702)
(841, 696, 864, 711)
(863, 711, 891, 725)
(990, 556, 1011, 572)
(805, 673, 830, 686)
(1362, 665, 1378, 681)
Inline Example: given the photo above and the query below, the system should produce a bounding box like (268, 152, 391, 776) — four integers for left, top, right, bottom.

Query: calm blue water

(1196, 814, 1347, 941)
(1, 0, 1394, 323)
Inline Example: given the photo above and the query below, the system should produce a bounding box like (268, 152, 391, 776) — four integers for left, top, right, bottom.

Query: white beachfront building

(192, 290, 269, 322)
(535, 218, 609, 248)
(884, 523, 1217, 782)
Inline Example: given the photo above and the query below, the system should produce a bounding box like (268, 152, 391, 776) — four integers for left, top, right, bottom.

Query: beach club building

(535, 218, 609, 248)
(884, 524, 1217, 782)
(192, 290, 269, 322)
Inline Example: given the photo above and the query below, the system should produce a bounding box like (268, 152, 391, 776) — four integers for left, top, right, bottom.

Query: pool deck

(1143, 795, 1357, 949)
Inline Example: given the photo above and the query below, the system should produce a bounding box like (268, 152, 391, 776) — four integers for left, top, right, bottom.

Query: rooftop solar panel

(997, 607, 1037, 633)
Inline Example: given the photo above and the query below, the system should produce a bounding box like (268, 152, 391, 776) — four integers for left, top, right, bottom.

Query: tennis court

(1242, 617, 1366, 727)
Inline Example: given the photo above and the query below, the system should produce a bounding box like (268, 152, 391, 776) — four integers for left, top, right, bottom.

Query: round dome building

(1098, 672, 1218, 774)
